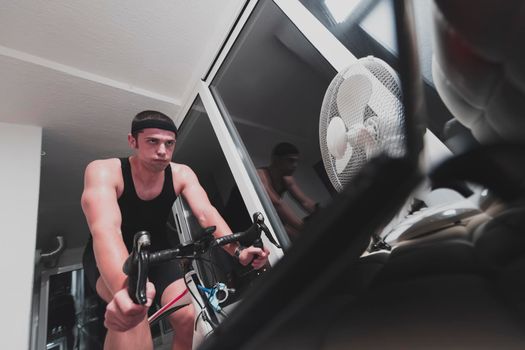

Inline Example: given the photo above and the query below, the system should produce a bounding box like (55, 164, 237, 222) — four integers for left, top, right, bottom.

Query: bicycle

(123, 212, 280, 349)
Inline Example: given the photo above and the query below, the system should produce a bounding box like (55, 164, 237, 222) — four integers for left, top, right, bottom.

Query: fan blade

(336, 73, 372, 127)
(327, 117, 348, 159)
(335, 145, 353, 174)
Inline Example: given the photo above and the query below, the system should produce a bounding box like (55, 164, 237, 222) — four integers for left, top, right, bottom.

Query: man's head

(129, 110, 177, 172)
(131, 110, 178, 140)
(271, 142, 300, 176)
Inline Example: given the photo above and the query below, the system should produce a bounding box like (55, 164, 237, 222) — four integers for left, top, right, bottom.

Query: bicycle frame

(147, 262, 223, 349)
(124, 212, 280, 349)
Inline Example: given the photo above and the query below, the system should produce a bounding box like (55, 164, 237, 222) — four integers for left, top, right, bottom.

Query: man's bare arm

(175, 164, 237, 255)
(81, 160, 129, 295)
(286, 177, 317, 213)
(175, 165, 269, 267)
(257, 169, 303, 230)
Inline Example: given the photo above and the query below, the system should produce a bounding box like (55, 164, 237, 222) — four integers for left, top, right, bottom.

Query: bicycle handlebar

(213, 231, 245, 246)
(123, 212, 279, 305)
(214, 212, 279, 249)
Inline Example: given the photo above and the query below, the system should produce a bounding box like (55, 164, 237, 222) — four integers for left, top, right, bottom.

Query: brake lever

(243, 213, 280, 268)
(260, 221, 281, 249)
(125, 231, 151, 305)
(134, 249, 150, 304)
(253, 212, 281, 249)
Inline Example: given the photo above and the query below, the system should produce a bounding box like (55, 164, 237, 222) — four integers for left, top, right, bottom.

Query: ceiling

(0, 0, 246, 251)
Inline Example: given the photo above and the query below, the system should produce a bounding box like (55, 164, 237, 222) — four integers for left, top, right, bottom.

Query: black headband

(131, 119, 178, 135)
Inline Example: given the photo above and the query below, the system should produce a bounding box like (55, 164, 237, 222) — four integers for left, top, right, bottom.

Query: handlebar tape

(149, 247, 183, 264)
(214, 231, 245, 246)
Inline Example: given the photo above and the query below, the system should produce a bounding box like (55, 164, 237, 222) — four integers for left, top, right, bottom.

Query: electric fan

(319, 56, 406, 192)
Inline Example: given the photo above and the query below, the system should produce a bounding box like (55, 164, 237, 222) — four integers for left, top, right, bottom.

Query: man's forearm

(92, 231, 129, 295)
(302, 200, 317, 214)
(275, 201, 303, 230)
(196, 206, 239, 256)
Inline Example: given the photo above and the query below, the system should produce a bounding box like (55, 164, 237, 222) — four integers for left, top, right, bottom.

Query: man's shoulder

(82, 159, 122, 201)
(87, 158, 120, 170)
(283, 175, 296, 187)
(85, 158, 121, 179)
(256, 167, 270, 178)
(169, 162, 198, 189)
(169, 162, 192, 175)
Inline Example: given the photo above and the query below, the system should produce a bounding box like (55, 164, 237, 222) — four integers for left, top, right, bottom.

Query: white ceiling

(0, 0, 246, 251)
(0, 0, 244, 99)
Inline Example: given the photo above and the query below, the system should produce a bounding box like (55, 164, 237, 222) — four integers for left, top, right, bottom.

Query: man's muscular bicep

(81, 161, 129, 294)
(82, 186, 122, 237)
(287, 177, 316, 212)
(177, 166, 213, 221)
(81, 161, 122, 236)
(257, 169, 281, 205)
(176, 165, 232, 237)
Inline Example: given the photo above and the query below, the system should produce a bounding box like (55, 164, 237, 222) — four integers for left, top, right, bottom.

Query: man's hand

(104, 281, 156, 332)
(238, 246, 270, 270)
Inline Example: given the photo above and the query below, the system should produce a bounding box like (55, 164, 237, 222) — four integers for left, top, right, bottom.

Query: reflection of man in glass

(257, 142, 317, 239)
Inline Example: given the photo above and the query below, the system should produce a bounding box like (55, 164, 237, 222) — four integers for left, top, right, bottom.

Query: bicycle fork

(185, 269, 219, 349)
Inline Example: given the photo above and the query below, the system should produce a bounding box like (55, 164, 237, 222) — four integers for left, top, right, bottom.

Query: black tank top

(119, 157, 178, 252)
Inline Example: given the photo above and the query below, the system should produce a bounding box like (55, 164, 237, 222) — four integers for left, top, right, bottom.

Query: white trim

(179, 0, 257, 124)
(35, 264, 83, 350)
(178, 0, 250, 120)
(37, 273, 50, 350)
(203, 0, 260, 85)
(198, 82, 283, 264)
(174, 84, 200, 127)
(0, 45, 180, 106)
(274, 0, 356, 72)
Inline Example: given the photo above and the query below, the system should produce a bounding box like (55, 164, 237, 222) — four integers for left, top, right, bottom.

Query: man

(81, 110, 269, 350)
(257, 142, 317, 239)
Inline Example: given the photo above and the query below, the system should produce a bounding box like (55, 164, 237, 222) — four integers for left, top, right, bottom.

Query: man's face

(129, 128, 176, 172)
(276, 154, 299, 176)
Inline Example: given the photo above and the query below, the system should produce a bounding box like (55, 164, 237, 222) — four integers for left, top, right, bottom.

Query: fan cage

(319, 56, 407, 192)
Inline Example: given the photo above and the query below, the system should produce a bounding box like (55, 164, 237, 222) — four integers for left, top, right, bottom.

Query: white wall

(0, 122, 42, 348)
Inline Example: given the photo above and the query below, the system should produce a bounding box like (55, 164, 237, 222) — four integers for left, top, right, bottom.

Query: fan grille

(319, 56, 407, 192)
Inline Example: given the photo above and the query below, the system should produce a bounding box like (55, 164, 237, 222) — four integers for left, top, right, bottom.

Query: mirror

(211, 0, 338, 244)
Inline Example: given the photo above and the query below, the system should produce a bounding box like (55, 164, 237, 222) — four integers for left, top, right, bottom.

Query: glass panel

(173, 95, 256, 297)
(300, 0, 460, 143)
(174, 96, 252, 234)
(211, 0, 338, 243)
